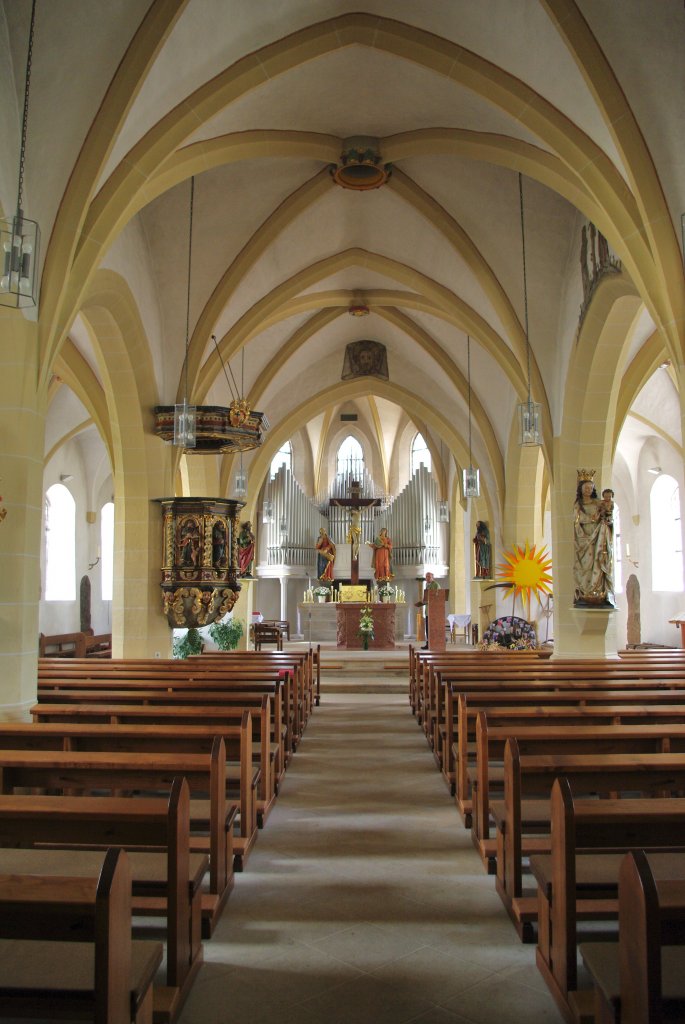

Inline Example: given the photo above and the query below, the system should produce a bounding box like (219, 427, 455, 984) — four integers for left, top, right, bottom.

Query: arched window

(411, 433, 431, 475)
(45, 483, 76, 601)
(270, 440, 292, 479)
(651, 474, 684, 591)
(613, 503, 622, 594)
(337, 435, 364, 477)
(100, 502, 114, 601)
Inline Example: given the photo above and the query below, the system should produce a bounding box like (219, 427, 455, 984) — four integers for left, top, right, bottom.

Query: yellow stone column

(0, 311, 45, 717)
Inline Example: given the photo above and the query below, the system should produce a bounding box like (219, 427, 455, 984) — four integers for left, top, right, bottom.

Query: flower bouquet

(378, 583, 395, 602)
(358, 605, 375, 650)
(313, 585, 331, 602)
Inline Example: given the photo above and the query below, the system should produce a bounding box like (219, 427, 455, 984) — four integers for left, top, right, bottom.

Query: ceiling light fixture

(517, 174, 542, 447)
(154, 179, 269, 453)
(462, 334, 480, 498)
(0, 0, 40, 308)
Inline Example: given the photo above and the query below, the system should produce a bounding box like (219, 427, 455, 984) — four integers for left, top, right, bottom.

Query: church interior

(1, 2, 685, 1022)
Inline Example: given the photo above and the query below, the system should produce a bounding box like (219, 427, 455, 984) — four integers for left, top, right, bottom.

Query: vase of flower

(313, 585, 330, 603)
(358, 605, 375, 650)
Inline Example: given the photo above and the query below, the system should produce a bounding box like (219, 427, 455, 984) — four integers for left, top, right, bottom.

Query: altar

(297, 602, 408, 644)
(336, 601, 400, 650)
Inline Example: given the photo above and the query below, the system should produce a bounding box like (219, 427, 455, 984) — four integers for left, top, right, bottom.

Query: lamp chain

(467, 333, 473, 465)
(184, 175, 195, 404)
(518, 173, 532, 405)
(16, 0, 36, 217)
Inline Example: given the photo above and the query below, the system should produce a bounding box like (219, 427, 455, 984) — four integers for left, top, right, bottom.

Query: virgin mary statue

(573, 470, 614, 606)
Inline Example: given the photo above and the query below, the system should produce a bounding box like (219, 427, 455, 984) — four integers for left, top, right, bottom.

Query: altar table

(336, 602, 399, 650)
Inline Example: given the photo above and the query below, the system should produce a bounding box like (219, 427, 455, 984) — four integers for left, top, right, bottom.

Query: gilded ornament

(229, 398, 251, 427)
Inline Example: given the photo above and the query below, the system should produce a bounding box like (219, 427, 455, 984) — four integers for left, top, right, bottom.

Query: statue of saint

(237, 521, 255, 577)
(473, 521, 492, 579)
(346, 509, 362, 561)
(212, 519, 227, 567)
(178, 518, 200, 567)
(573, 471, 614, 606)
(316, 528, 336, 581)
(367, 527, 393, 581)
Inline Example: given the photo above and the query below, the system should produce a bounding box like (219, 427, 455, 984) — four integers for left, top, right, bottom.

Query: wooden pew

(0, 713, 259, 869)
(581, 851, 685, 1024)
(493, 741, 685, 940)
(39, 631, 88, 658)
(38, 632, 112, 659)
(470, 713, 685, 870)
(32, 695, 283, 800)
(39, 652, 314, 738)
(532, 778, 685, 1022)
(0, 847, 162, 1024)
(427, 664, 685, 755)
(0, 739, 234, 935)
(450, 689, 685, 824)
(37, 670, 297, 757)
(0, 777, 202, 1020)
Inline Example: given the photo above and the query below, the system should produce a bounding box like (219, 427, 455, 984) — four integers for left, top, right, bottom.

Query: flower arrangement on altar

(358, 605, 375, 650)
(313, 585, 331, 600)
(378, 582, 395, 600)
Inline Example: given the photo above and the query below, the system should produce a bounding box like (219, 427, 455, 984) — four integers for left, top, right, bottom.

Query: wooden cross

(330, 481, 381, 585)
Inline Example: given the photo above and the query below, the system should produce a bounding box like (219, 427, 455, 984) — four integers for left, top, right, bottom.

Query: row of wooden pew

(0, 647, 319, 1024)
(409, 646, 685, 1023)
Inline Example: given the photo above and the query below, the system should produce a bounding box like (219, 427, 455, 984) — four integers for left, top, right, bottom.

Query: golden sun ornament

(496, 541, 553, 610)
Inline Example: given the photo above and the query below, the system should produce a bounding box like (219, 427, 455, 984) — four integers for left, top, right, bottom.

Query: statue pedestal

(336, 602, 397, 650)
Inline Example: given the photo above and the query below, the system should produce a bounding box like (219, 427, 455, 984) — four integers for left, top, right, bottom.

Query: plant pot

(316, 595, 326, 603)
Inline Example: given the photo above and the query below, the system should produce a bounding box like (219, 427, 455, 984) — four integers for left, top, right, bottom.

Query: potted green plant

(172, 627, 203, 659)
(313, 585, 330, 603)
(208, 617, 244, 651)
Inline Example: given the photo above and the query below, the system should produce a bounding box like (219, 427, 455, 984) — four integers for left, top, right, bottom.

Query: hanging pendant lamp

(0, 0, 40, 309)
(517, 174, 542, 447)
(172, 177, 197, 448)
(462, 334, 480, 497)
(155, 179, 269, 453)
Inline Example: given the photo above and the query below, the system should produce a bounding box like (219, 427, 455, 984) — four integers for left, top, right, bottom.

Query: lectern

(427, 589, 448, 651)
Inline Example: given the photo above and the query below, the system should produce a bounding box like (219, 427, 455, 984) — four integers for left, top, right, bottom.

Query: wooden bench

(450, 689, 685, 823)
(0, 739, 234, 935)
(531, 778, 685, 1022)
(41, 651, 315, 727)
(0, 713, 259, 870)
(425, 664, 685, 752)
(581, 850, 685, 1024)
(470, 712, 685, 871)
(493, 741, 685, 940)
(37, 667, 298, 755)
(0, 777, 203, 1019)
(39, 632, 112, 659)
(32, 692, 285, 793)
(0, 846, 162, 1024)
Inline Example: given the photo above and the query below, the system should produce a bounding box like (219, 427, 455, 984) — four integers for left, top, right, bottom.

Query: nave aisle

(179, 693, 561, 1024)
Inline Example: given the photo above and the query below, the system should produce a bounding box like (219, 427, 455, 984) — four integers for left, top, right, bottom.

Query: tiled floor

(179, 692, 562, 1024)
